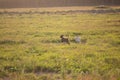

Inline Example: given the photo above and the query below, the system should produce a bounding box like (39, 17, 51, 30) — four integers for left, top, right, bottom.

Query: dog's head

(60, 35, 64, 38)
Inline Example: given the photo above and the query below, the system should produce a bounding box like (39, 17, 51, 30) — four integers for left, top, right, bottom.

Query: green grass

(0, 11, 120, 80)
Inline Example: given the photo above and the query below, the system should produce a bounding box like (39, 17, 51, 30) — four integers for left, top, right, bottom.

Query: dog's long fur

(60, 35, 70, 44)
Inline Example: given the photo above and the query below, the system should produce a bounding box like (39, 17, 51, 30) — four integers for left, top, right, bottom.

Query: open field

(0, 7, 120, 80)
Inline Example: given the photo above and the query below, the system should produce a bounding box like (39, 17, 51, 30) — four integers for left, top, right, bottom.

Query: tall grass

(0, 10, 120, 80)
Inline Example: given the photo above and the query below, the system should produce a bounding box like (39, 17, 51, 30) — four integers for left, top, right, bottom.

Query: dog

(60, 35, 70, 44)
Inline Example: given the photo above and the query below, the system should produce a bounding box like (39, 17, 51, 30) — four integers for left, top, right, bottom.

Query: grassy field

(0, 7, 120, 80)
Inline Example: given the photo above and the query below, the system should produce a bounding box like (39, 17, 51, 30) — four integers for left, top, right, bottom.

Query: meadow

(0, 7, 120, 80)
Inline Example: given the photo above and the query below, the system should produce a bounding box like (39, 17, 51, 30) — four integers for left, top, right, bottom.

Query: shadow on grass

(41, 38, 87, 44)
(41, 39, 61, 44)
(0, 40, 26, 45)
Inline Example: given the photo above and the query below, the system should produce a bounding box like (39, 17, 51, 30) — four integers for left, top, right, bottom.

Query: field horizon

(0, 0, 120, 8)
